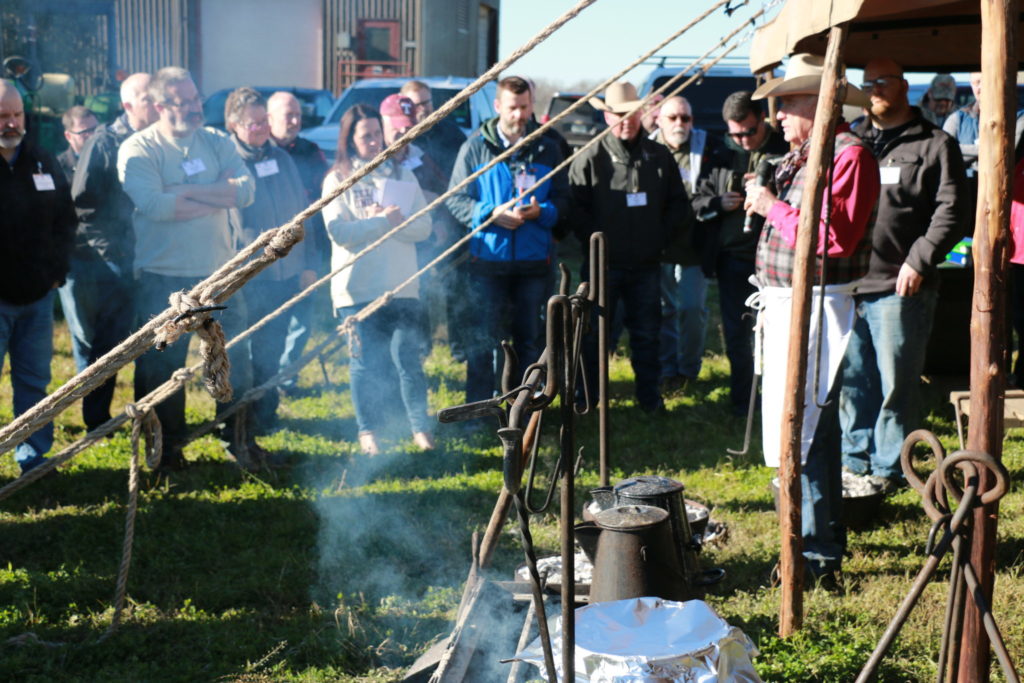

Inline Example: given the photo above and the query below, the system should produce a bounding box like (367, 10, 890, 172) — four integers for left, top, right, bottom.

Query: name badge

(515, 172, 537, 195)
(880, 165, 900, 185)
(626, 191, 648, 208)
(255, 158, 279, 178)
(182, 158, 207, 176)
(32, 173, 56, 191)
(402, 156, 423, 171)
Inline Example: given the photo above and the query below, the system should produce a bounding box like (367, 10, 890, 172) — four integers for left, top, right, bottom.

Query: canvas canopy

(749, 0, 1024, 73)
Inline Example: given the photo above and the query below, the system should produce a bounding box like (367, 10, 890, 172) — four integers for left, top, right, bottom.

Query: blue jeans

(715, 255, 757, 413)
(0, 292, 55, 472)
(839, 289, 938, 479)
(659, 263, 708, 379)
(279, 306, 312, 390)
(339, 299, 431, 434)
(134, 272, 251, 449)
(583, 265, 663, 411)
(248, 276, 299, 433)
(58, 256, 134, 430)
(464, 268, 548, 403)
(803, 379, 846, 575)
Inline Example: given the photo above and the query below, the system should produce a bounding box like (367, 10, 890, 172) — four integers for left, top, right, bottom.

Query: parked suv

(300, 76, 497, 162)
(540, 92, 606, 150)
(638, 57, 757, 137)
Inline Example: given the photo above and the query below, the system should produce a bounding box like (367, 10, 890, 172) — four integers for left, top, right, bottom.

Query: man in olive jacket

(841, 58, 968, 487)
(570, 82, 691, 413)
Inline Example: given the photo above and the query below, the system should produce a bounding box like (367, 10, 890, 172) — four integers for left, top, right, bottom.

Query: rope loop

(196, 318, 233, 402)
(264, 220, 305, 260)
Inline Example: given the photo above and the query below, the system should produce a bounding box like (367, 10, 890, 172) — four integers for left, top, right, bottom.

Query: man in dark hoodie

(0, 79, 76, 473)
(570, 82, 691, 414)
(64, 72, 157, 431)
(841, 58, 968, 489)
(446, 75, 569, 403)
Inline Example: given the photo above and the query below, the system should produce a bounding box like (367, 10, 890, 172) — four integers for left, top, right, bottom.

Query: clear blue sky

(497, 1, 777, 87)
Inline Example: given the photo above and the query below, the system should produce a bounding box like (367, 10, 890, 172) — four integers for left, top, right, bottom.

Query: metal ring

(940, 450, 1010, 507)
(900, 429, 946, 498)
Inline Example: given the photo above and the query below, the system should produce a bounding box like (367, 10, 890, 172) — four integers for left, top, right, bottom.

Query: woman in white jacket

(322, 104, 434, 455)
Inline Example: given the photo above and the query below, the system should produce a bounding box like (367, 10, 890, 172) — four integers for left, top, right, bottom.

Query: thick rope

(0, 0, 600, 458)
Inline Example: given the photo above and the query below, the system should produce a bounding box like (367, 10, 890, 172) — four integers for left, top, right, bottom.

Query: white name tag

(402, 156, 423, 171)
(515, 172, 537, 194)
(880, 165, 900, 185)
(32, 173, 55, 191)
(182, 158, 207, 176)
(626, 191, 648, 208)
(255, 158, 279, 178)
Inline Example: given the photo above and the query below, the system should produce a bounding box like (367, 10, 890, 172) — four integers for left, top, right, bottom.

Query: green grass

(2, 296, 1024, 682)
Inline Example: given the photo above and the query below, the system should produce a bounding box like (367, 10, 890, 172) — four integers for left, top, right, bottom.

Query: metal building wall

(114, 0, 193, 76)
(322, 0, 419, 94)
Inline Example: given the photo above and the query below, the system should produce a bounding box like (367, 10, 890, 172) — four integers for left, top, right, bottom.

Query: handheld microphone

(744, 158, 774, 233)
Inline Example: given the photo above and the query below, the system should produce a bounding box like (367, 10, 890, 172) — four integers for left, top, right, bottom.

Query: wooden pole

(958, 1, 1015, 679)
(776, 23, 850, 637)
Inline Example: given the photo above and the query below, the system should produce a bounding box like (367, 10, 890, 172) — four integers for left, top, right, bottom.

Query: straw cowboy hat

(590, 82, 644, 114)
(752, 53, 871, 108)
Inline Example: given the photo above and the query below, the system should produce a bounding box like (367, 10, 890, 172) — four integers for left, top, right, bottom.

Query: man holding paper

(446, 76, 569, 403)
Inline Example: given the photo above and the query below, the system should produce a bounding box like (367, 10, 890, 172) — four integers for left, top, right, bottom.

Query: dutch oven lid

(594, 504, 669, 530)
(615, 475, 685, 497)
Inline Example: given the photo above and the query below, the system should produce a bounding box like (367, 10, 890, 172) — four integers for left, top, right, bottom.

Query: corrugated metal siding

(322, 0, 419, 94)
(115, 0, 192, 76)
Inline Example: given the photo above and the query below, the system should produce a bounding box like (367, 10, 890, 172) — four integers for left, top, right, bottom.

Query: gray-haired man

(118, 67, 255, 470)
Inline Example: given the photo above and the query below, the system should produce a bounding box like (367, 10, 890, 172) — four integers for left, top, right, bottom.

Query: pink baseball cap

(380, 93, 415, 128)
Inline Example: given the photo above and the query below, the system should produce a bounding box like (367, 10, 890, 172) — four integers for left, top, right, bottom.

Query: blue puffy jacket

(446, 117, 569, 265)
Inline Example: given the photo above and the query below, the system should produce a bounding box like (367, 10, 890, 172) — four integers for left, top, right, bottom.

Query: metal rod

(591, 233, 610, 486)
(506, 600, 536, 683)
(558, 296, 576, 683)
(513, 492, 556, 683)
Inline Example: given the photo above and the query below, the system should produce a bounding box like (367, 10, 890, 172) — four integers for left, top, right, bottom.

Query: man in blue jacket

(446, 75, 569, 402)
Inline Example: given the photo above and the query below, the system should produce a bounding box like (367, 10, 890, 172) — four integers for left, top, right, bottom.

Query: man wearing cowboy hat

(570, 81, 691, 414)
(744, 53, 880, 582)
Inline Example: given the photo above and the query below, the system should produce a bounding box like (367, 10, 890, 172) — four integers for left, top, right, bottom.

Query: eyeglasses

(663, 114, 692, 123)
(163, 96, 203, 109)
(239, 120, 270, 130)
(860, 76, 901, 90)
(729, 125, 759, 139)
(67, 125, 98, 137)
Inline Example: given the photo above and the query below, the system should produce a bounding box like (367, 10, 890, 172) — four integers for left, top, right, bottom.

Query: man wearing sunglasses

(691, 91, 788, 416)
(652, 96, 725, 393)
(840, 58, 969, 492)
(58, 105, 99, 182)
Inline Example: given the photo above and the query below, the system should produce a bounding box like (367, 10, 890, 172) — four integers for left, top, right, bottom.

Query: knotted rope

(153, 291, 234, 402)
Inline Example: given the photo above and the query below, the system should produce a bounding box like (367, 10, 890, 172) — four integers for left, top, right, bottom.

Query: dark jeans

(134, 272, 251, 449)
(57, 256, 134, 430)
(715, 255, 757, 413)
(464, 268, 549, 403)
(0, 291, 55, 472)
(248, 276, 299, 433)
(803, 378, 846, 575)
(339, 298, 431, 434)
(583, 265, 662, 411)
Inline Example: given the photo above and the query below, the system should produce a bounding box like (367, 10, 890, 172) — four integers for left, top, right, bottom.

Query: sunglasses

(68, 125, 98, 137)
(663, 114, 692, 123)
(729, 125, 759, 139)
(860, 76, 901, 90)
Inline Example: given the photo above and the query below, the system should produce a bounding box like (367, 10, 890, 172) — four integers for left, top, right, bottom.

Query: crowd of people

(0, 57, 1016, 578)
